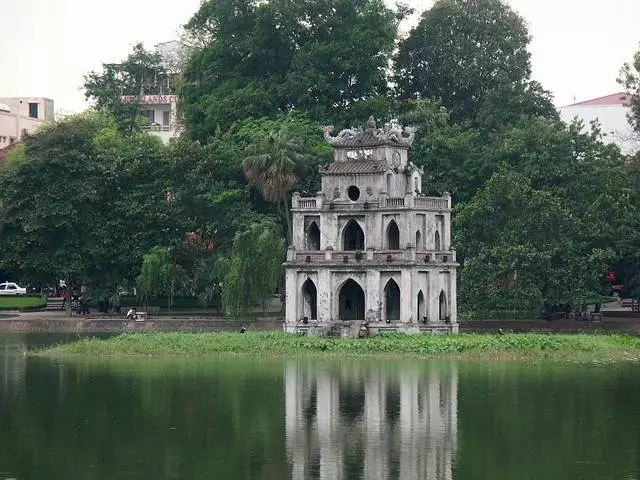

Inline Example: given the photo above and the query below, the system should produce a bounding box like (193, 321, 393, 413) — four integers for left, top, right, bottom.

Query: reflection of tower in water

(285, 361, 458, 479)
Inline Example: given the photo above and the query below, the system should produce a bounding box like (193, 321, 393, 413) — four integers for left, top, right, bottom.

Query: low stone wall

(461, 317, 640, 335)
(0, 316, 284, 333)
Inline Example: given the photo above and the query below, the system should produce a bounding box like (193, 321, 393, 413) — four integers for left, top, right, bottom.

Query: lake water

(0, 333, 639, 479)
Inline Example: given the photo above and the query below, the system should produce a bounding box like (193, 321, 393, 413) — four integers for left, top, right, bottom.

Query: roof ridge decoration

(322, 117, 417, 147)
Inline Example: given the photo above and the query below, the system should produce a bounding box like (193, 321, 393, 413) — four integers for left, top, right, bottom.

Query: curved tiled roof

(320, 160, 388, 175)
(329, 132, 408, 148)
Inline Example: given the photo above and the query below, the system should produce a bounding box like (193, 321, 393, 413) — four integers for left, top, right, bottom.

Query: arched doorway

(307, 222, 320, 250)
(415, 230, 422, 250)
(302, 279, 317, 321)
(435, 230, 441, 250)
(384, 279, 401, 322)
(339, 279, 365, 320)
(343, 220, 365, 251)
(387, 220, 400, 250)
(439, 290, 448, 322)
(417, 290, 425, 323)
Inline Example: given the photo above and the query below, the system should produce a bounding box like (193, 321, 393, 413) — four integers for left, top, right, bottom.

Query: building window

(343, 220, 365, 251)
(307, 222, 320, 250)
(9, 137, 15, 144)
(347, 185, 360, 201)
(141, 110, 155, 124)
(387, 220, 400, 250)
(28, 103, 39, 118)
(162, 110, 170, 127)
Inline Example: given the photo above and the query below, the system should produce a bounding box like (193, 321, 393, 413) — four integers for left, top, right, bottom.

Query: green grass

(0, 295, 46, 310)
(33, 332, 640, 361)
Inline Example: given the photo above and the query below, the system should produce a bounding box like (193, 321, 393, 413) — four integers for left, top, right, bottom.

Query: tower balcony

(288, 248, 456, 265)
(291, 192, 451, 212)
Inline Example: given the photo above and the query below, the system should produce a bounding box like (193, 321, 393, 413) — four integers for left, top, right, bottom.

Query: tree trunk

(66, 277, 72, 317)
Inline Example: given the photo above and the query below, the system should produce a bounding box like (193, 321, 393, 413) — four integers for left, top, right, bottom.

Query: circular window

(347, 185, 360, 201)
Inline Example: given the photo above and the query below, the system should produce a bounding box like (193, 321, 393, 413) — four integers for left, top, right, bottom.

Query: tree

(0, 113, 182, 313)
(618, 45, 640, 136)
(220, 220, 285, 315)
(394, 0, 532, 122)
(137, 246, 185, 312)
(242, 122, 312, 243)
(180, 0, 403, 140)
(84, 43, 173, 132)
(454, 118, 629, 315)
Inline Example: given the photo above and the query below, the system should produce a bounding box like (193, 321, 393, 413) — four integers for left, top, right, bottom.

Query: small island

(34, 332, 640, 361)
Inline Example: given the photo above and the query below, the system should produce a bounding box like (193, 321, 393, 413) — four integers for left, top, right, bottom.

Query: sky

(1, 0, 639, 114)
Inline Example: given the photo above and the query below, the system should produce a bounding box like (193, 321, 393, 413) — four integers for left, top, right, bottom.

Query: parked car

(0, 282, 27, 296)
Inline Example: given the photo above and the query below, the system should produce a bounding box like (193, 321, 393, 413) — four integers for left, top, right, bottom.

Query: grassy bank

(34, 332, 640, 361)
(0, 296, 46, 311)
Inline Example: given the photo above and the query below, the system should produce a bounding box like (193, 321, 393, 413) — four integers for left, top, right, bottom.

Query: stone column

(428, 269, 440, 324)
(400, 269, 412, 324)
(366, 270, 381, 322)
(449, 269, 458, 326)
(285, 270, 298, 330)
(318, 269, 332, 323)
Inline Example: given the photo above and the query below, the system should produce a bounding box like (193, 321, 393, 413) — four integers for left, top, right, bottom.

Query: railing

(415, 196, 448, 209)
(385, 197, 405, 207)
(141, 124, 172, 132)
(299, 199, 316, 209)
(295, 252, 326, 262)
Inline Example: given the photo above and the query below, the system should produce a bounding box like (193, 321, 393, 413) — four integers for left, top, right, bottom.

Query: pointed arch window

(339, 279, 365, 320)
(435, 230, 441, 251)
(302, 279, 317, 320)
(343, 220, 365, 251)
(418, 290, 426, 323)
(387, 220, 400, 250)
(384, 279, 401, 322)
(439, 290, 448, 322)
(307, 222, 320, 251)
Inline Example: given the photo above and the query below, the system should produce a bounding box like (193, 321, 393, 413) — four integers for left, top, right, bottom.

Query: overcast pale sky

(1, 0, 638, 113)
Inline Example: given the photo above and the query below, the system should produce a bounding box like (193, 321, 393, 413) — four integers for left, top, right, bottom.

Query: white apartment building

(559, 92, 638, 155)
(0, 97, 54, 148)
(122, 94, 178, 143)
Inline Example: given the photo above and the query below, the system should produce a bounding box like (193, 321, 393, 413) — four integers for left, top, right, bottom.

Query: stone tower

(284, 119, 458, 334)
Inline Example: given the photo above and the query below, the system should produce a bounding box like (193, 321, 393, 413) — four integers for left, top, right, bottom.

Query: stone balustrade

(291, 192, 451, 211)
(293, 249, 456, 264)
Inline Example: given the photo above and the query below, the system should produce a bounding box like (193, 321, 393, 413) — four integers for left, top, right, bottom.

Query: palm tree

(243, 126, 308, 244)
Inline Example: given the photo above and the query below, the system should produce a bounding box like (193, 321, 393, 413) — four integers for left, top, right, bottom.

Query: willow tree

(220, 221, 285, 316)
(242, 126, 308, 244)
(137, 246, 184, 312)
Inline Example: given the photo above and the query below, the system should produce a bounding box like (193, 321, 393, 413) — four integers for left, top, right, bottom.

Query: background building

(559, 92, 638, 155)
(0, 97, 54, 148)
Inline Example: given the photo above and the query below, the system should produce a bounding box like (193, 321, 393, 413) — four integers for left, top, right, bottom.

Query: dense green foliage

(394, 0, 532, 122)
(1, 0, 639, 318)
(180, 0, 402, 139)
(0, 114, 181, 294)
(38, 332, 640, 360)
(219, 221, 286, 315)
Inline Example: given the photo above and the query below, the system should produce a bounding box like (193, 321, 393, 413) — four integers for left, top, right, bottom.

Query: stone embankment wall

(0, 316, 284, 333)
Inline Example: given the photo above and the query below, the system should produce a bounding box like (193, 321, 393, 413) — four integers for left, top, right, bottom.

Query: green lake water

(0, 333, 639, 479)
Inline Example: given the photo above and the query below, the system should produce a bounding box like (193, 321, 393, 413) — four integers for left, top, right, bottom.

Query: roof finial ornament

(366, 115, 377, 132)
